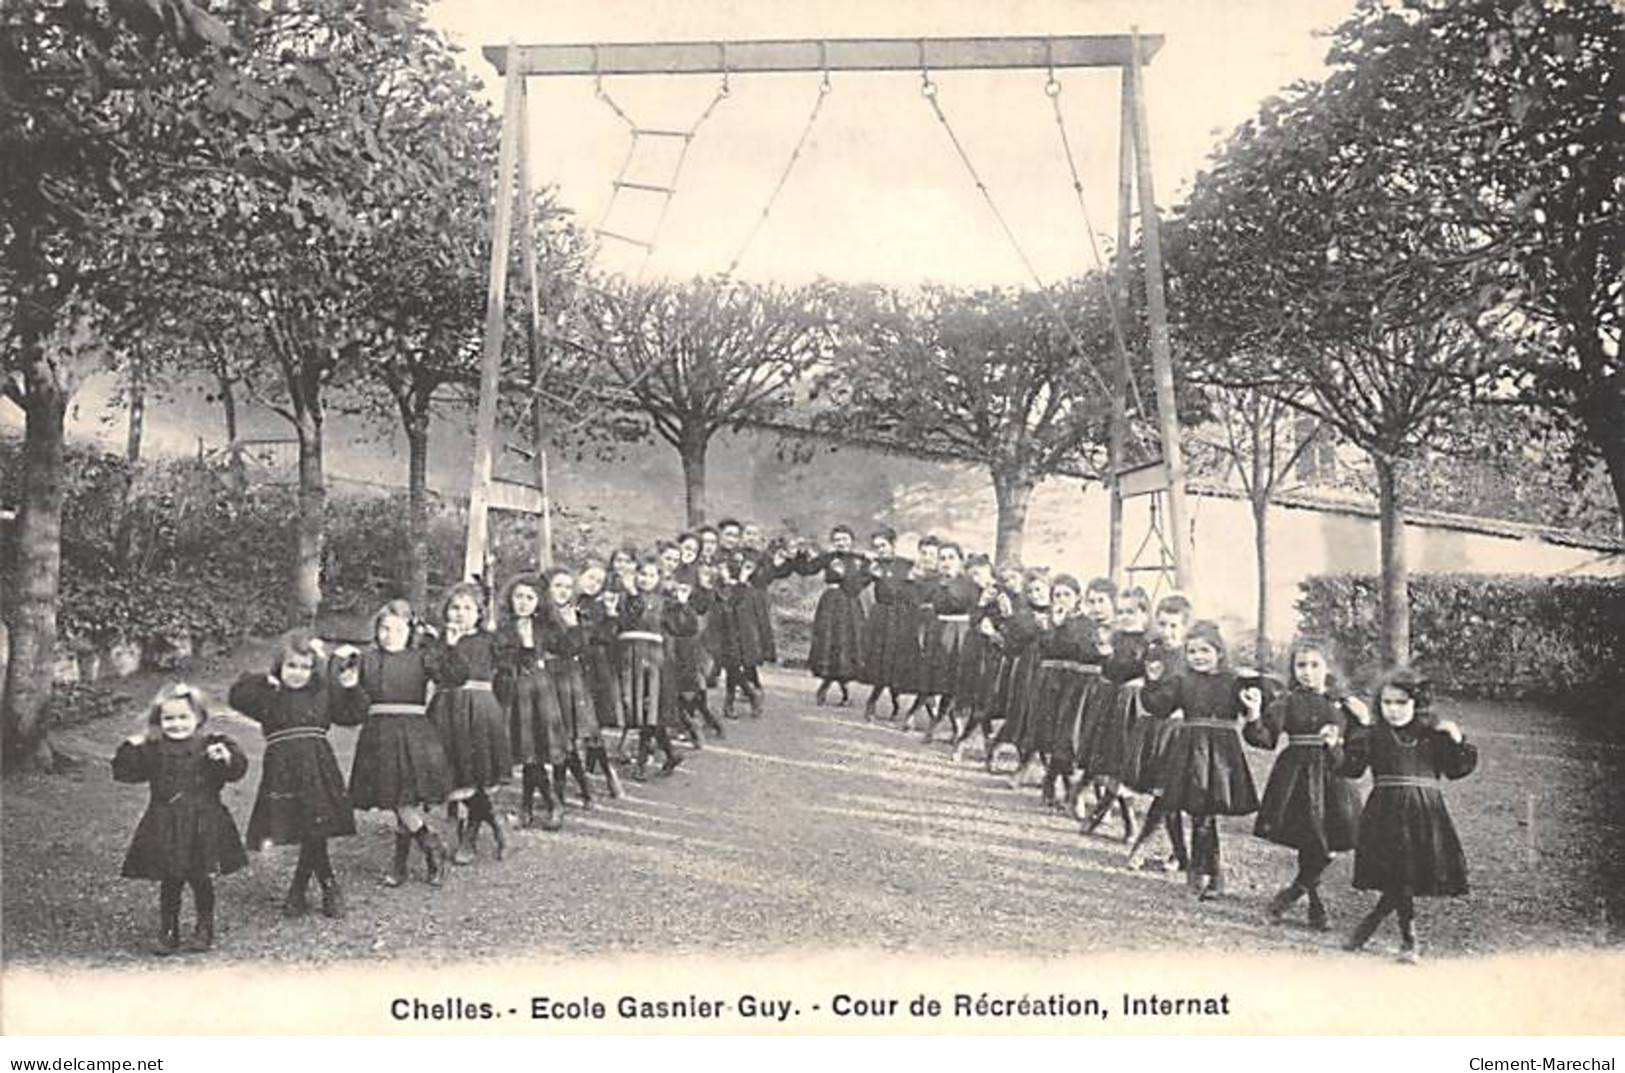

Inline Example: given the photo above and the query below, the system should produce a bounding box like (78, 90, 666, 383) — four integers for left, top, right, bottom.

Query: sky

(435, 1, 1354, 287)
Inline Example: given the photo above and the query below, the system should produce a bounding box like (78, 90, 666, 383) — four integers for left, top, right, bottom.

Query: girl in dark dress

(1241, 637, 1367, 930)
(949, 559, 1006, 763)
(540, 567, 608, 808)
(432, 582, 512, 865)
(991, 569, 1050, 779)
(746, 531, 796, 666)
(858, 530, 915, 722)
(1058, 577, 1119, 809)
(1025, 575, 1108, 810)
(665, 565, 716, 748)
(1124, 594, 1195, 872)
(1077, 587, 1152, 840)
(1137, 620, 1260, 899)
(1340, 669, 1477, 963)
(228, 629, 360, 919)
(715, 552, 770, 720)
(898, 536, 941, 729)
(575, 562, 627, 799)
(920, 543, 982, 744)
(495, 575, 567, 830)
(342, 600, 459, 887)
(804, 525, 870, 706)
(114, 683, 248, 955)
(617, 558, 686, 781)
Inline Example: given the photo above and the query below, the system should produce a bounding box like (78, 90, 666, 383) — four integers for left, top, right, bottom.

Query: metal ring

(1045, 77, 1062, 98)
(921, 79, 938, 99)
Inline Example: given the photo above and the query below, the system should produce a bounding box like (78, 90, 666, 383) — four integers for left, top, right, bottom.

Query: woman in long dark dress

(1137, 620, 1260, 899)
(1241, 638, 1366, 930)
(616, 558, 686, 781)
(802, 525, 870, 706)
(228, 629, 360, 918)
(858, 529, 914, 723)
(1340, 669, 1477, 963)
(714, 552, 770, 720)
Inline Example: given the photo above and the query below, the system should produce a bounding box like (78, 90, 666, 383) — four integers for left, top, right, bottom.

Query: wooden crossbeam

(487, 477, 546, 516)
(484, 34, 1163, 78)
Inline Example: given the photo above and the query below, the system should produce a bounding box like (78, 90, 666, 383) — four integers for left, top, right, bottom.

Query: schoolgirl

(1025, 575, 1108, 809)
(576, 561, 627, 798)
(1241, 636, 1367, 930)
(114, 683, 248, 954)
(1137, 620, 1260, 898)
(990, 568, 1051, 780)
(714, 551, 770, 720)
(949, 558, 1007, 762)
(1076, 586, 1152, 839)
(1340, 669, 1477, 962)
(494, 575, 568, 830)
(748, 536, 798, 668)
(616, 557, 685, 781)
(802, 524, 870, 706)
(1124, 593, 1195, 871)
(858, 528, 916, 723)
(918, 544, 982, 744)
(667, 565, 721, 745)
(1052, 577, 1117, 805)
(342, 599, 458, 887)
(430, 581, 512, 864)
(898, 536, 942, 728)
(228, 629, 359, 918)
(539, 567, 610, 808)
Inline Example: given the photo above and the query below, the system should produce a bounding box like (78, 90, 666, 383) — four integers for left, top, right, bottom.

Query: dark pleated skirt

(1120, 710, 1181, 794)
(1253, 745, 1362, 855)
(548, 655, 602, 746)
(1157, 723, 1261, 816)
(619, 637, 674, 730)
(859, 600, 912, 687)
(922, 617, 972, 696)
(348, 711, 453, 810)
(1026, 665, 1101, 765)
(122, 800, 248, 881)
(584, 644, 625, 731)
(996, 649, 1044, 753)
(506, 670, 569, 767)
(809, 588, 866, 680)
(1076, 681, 1140, 781)
(430, 685, 513, 793)
(246, 735, 356, 847)
(1352, 786, 1468, 896)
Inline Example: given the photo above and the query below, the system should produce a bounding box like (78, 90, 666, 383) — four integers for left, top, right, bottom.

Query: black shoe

(319, 877, 346, 919)
(1307, 893, 1328, 932)
(184, 910, 215, 954)
(660, 753, 683, 776)
(815, 681, 831, 706)
(154, 904, 181, 957)
(416, 827, 446, 887)
(1267, 884, 1304, 922)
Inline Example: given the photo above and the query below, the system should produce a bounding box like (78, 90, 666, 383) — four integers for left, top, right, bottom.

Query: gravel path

(3, 659, 1619, 967)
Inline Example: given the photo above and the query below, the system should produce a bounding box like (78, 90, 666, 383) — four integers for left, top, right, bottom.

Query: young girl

(1026, 575, 1107, 809)
(1077, 587, 1152, 840)
(343, 599, 457, 886)
(617, 557, 685, 781)
(576, 561, 627, 798)
(803, 525, 870, 706)
(1137, 620, 1260, 898)
(114, 683, 248, 954)
(541, 567, 607, 808)
(1340, 668, 1477, 962)
(431, 582, 512, 864)
(919, 543, 981, 745)
(1058, 577, 1119, 806)
(1124, 594, 1194, 871)
(715, 552, 769, 720)
(495, 574, 568, 830)
(1241, 637, 1367, 930)
(858, 529, 916, 723)
(949, 557, 1004, 762)
(899, 535, 942, 729)
(228, 629, 359, 919)
(990, 568, 1050, 779)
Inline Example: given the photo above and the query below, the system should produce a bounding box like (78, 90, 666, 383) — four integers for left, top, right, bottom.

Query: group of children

(112, 517, 810, 955)
(799, 527, 1479, 962)
(112, 518, 1477, 964)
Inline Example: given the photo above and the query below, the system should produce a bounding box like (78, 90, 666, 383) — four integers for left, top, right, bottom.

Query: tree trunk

(679, 429, 708, 528)
(1575, 376, 1625, 542)
(291, 410, 326, 624)
(991, 467, 1036, 568)
(216, 365, 245, 492)
(1251, 493, 1271, 668)
(2, 359, 68, 773)
(404, 408, 431, 611)
(1373, 454, 1410, 667)
(124, 355, 145, 464)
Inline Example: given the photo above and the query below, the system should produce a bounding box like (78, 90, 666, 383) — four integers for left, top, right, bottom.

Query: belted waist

(265, 726, 328, 747)
(1040, 659, 1102, 674)
(1288, 733, 1329, 747)
(937, 614, 970, 624)
(1182, 718, 1238, 731)
(1374, 775, 1441, 790)
(618, 631, 664, 645)
(368, 703, 427, 717)
(458, 680, 494, 692)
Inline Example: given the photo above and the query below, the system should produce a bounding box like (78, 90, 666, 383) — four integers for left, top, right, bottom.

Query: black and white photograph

(2, 0, 1622, 1043)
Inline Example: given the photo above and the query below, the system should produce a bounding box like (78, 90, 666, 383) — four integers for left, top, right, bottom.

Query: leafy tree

(587, 276, 834, 527)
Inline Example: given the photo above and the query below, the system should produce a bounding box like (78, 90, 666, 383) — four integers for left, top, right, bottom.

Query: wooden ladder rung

(613, 180, 676, 195)
(633, 127, 692, 139)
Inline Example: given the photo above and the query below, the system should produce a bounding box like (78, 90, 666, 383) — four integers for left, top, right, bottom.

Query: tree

(1, 0, 233, 771)
(1177, 73, 1488, 666)
(589, 276, 834, 527)
(1319, 0, 1623, 536)
(820, 281, 1138, 566)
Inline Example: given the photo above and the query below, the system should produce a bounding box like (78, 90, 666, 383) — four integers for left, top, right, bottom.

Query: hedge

(1296, 572, 1625, 701)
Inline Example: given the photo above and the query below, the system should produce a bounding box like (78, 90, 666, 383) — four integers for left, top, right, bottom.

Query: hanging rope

(1045, 63, 1155, 436)
(918, 63, 1122, 414)
(724, 49, 833, 277)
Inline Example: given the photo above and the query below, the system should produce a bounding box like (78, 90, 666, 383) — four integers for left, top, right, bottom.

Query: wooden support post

(1108, 63, 1135, 587)
(515, 82, 553, 573)
(463, 45, 525, 583)
(1127, 28, 1193, 593)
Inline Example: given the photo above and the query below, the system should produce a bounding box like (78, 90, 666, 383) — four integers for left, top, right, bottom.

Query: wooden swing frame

(466, 30, 1194, 592)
